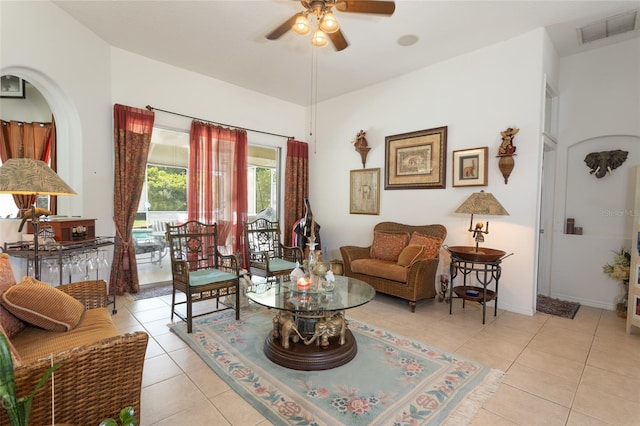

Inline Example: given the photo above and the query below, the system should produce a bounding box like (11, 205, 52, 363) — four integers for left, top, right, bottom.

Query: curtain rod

(145, 105, 294, 140)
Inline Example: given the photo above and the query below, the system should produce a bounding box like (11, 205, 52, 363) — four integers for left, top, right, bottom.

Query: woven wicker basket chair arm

(339, 245, 371, 276)
(407, 257, 440, 287)
(4, 332, 149, 426)
(58, 279, 109, 310)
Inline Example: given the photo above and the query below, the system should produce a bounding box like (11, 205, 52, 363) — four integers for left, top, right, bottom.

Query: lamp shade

(0, 158, 76, 196)
(319, 12, 339, 33)
(292, 14, 311, 35)
(454, 190, 509, 216)
(311, 29, 329, 47)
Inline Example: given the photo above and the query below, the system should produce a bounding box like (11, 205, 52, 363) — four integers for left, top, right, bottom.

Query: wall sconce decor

(352, 130, 371, 168)
(497, 127, 518, 184)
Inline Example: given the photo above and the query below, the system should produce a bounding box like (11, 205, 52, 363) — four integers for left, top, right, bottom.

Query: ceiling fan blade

(266, 13, 300, 40)
(335, 1, 395, 15)
(328, 29, 348, 51)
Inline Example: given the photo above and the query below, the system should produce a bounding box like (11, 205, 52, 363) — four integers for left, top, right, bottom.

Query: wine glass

(85, 252, 97, 280)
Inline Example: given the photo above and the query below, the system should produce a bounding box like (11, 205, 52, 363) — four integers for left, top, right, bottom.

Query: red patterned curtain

(0, 119, 54, 213)
(284, 139, 309, 246)
(188, 121, 248, 265)
(110, 104, 154, 295)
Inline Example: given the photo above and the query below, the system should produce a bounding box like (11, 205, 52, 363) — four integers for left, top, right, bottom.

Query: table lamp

(0, 158, 76, 279)
(454, 190, 509, 251)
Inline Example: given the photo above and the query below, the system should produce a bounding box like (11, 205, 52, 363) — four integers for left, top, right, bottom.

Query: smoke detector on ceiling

(578, 10, 638, 45)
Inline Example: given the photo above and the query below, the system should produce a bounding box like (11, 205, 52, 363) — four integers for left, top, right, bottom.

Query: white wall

(551, 37, 640, 309)
(0, 1, 306, 242)
(307, 29, 547, 315)
(1, 0, 112, 234)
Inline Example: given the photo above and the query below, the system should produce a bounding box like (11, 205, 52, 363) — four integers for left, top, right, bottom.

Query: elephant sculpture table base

(265, 311, 358, 371)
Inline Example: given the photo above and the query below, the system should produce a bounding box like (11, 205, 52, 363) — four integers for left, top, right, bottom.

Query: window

(137, 128, 189, 228)
(247, 145, 280, 220)
(138, 128, 282, 226)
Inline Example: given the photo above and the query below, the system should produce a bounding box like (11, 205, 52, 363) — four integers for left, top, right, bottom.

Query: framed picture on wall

(452, 147, 488, 187)
(385, 126, 447, 189)
(0, 75, 25, 99)
(350, 168, 380, 215)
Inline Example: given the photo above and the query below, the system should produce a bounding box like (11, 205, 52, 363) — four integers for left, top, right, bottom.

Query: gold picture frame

(385, 126, 447, 189)
(350, 168, 380, 215)
(452, 147, 488, 187)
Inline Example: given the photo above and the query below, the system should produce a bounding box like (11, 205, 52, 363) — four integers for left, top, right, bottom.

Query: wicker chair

(166, 220, 240, 333)
(244, 218, 303, 283)
(1, 280, 148, 425)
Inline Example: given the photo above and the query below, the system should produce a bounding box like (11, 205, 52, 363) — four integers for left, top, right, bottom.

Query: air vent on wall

(578, 10, 638, 44)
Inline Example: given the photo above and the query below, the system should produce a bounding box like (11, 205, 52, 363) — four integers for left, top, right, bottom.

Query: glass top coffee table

(247, 275, 375, 371)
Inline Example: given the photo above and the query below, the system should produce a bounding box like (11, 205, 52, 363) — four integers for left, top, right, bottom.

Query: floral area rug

(169, 307, 503, 425)
(536, 294, 580, 319)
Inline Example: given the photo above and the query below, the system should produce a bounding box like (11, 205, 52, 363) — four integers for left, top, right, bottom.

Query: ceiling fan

(266, 0, 396, 51)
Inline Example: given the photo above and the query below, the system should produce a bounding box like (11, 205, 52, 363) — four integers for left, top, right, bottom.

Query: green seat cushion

(189, 269, 237, 286)
(268, 258, 298, 272)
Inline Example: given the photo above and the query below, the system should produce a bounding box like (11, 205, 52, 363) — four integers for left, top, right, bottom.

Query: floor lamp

(0, 158, 76, 280)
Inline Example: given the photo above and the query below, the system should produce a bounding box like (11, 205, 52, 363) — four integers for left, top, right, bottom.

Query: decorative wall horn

(584, 149, 628, 178)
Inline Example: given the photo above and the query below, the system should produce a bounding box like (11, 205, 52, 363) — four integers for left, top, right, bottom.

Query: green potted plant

(99, 406, 138, 426)
(0, 333, 61, 426)
(603, 248, 631, 318)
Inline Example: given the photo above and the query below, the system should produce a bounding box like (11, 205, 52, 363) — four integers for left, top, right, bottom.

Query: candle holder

(296, 277, 311, 292)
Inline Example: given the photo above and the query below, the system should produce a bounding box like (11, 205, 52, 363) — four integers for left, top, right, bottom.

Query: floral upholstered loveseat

(340, 222, 447, 312)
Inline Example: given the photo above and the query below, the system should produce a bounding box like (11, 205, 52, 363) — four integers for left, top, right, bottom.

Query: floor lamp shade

(0, 158, 76, 196)
(0, 158, 76, 280)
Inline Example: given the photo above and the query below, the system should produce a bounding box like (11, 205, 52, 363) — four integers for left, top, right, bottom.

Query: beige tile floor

(113, 286, 640, 426)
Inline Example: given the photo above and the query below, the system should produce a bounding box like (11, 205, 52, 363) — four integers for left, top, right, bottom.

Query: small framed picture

(0, 75, 26, 99)
(350, 168, 380, 215)
(452, 147, 488, 187)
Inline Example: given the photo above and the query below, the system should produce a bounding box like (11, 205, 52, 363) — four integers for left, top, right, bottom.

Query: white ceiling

(52, 0, 640, 106)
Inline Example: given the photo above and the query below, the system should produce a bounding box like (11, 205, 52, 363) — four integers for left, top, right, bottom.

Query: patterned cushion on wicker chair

(1, 276, 85, 332)
(0, 253, 26, 338)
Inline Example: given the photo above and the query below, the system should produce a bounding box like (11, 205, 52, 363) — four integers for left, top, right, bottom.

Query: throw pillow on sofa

(0, 253, 26, 338)
(397, 244, 425, 267)
(370, 231, 410, 262)
(1, 276, 85, 332)
(408, 232, 443, 259)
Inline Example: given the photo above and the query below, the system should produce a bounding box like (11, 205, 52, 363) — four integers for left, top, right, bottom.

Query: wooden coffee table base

(263, 329, 357, 371)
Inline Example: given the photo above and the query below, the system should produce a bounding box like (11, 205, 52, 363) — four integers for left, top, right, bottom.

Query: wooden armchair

(244, 218, 303, 283)
(166, 220, 240, 333)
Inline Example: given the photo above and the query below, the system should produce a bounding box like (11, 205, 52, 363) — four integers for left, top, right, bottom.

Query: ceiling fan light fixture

(292, 14, 311, 35)
(319, 11, 339, 33)
(311, 29, 329, 47)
